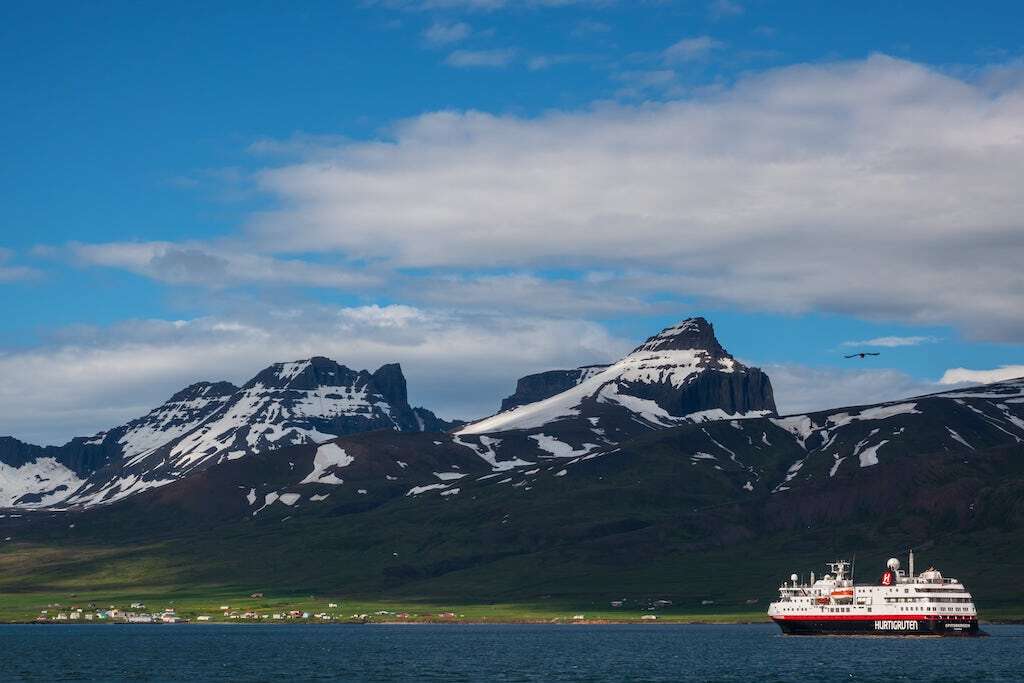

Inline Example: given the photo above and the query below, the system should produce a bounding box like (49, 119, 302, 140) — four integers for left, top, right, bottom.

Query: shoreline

(8, 618, 771, 626)
(7, 618, 1023, 626)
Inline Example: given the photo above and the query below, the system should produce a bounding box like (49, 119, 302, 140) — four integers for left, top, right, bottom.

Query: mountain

(447, 317, 776, 470)
(0, 357, 455, 509)
(2, 317, 782, 518)
(465, 317, 775, 434)
(79, 375, 1022, 526)
(0, 315, 1019, 610)
(2, 316, 1023, 610)
(2, 376, 1021, 608)
(499, 365, 610, 412)
(0, 316, 770, 510)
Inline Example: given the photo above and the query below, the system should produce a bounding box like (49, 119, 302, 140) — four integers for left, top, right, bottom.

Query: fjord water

(2, 624, 1022, 681)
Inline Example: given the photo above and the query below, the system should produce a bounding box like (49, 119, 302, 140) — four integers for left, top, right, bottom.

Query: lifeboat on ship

(830, 588, 854, 600)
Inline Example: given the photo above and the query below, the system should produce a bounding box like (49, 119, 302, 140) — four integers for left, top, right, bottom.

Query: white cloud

(245, 55, 1024, 341)
(445, 48, 516, 67)
(939, 365, 1024, 385)
(764, 363, 944, 416)
(841, 336, 939, 348)
(0, 306, 627, 445)
(0, 247, 41, 282)
(612, 69, 681, 98)
(406, 272, 661, 314)
(709, 0, 743, 19)
(68, 241, 378, 289)
(527, 54, 585, 70)
(423, 20, 472, 46)
(664, 35, 725, 63)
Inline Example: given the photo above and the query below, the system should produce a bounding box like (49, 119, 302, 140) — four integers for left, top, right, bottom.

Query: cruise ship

(768, 552, 983, 636)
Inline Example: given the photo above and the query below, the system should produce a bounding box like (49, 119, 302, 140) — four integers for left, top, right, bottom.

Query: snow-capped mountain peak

(459, 317, 775, 435)
(631, 317, 727, 355)
(1, 357, 455, 509)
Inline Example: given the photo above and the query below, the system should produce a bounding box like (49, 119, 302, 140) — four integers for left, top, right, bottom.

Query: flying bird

(845, 352, 881, 359)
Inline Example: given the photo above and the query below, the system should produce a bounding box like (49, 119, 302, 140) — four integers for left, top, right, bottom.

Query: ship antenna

(850, 554, 855, 583)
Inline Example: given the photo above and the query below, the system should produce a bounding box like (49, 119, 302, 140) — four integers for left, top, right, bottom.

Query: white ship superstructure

(768, 552, 982, 636)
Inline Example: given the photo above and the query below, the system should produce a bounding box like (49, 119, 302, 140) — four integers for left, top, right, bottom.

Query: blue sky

(2, 1, 1024, 444)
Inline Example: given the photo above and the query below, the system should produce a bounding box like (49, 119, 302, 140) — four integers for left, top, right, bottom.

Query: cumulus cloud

(423, 20, 472, 46)
(0, 306, 627, 445)
(67, 241, 378, 289)
(764, 363, 945, 416)
(245, 55, 1024, 341)
(612, 69, 682, 98)
(939, 365, 1024, 385)
(664, 35, 725, 63)
(406, 272, 662, 315)
(445, 48, 517, 67)
(841, 336, 939, 348)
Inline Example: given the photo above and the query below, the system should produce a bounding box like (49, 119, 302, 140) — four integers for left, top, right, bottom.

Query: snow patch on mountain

(300, 443, 353, 485)
(827, 403, 921, 429)
(858, 441, 888, 467)
(528, 434, 599, 458)
(688, 408, 772, 422)
(770, 415, 817, 448)
(65, 474, 177, 507)
(947, 428, 974, 450)
(407, 483, 449, 496)
(0, 458, 84, 508)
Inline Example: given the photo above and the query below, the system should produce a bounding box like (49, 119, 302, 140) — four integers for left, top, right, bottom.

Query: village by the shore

(24, 594, 754, 625)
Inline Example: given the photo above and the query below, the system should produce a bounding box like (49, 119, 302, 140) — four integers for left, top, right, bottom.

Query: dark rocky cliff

(499, 365, 610, 412)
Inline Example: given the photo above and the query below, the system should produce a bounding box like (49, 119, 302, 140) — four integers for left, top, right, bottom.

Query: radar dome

(887, 558, 901, 571)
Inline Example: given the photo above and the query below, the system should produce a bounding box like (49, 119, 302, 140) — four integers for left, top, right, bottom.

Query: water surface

(1, 623, 1021, 681)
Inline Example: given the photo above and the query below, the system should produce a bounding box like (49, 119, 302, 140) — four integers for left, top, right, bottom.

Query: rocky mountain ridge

(117, 376, 1020, 524)
(1, 318, 1023, 605)
(0, 357, 453, 509)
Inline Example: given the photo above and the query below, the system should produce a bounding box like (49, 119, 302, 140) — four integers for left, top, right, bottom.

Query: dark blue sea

(1, 623, 1022, 681)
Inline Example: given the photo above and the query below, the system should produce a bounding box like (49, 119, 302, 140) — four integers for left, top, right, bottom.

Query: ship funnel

(909, 550, 915, 578)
